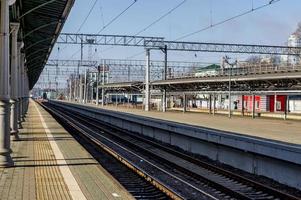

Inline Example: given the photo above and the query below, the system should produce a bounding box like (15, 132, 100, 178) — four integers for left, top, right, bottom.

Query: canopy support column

(0, 0, 14, 166)
(10, 23, 20, 140)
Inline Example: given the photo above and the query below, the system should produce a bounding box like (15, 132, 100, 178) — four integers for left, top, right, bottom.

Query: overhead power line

(67, 0, 138, 61)
(63, 0, 99, 57)
(97, 0, 138, 34)
(125, 0, 281, 59)
(134, 0, 187, 36)
(123, 0, 187, 59)
(175, 0, 281, 41)
(76, 0, 98, 33)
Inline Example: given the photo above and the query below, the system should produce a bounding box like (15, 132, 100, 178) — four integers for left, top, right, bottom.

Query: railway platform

(0, 99, 133, 200)
(67, 102, 301, 145)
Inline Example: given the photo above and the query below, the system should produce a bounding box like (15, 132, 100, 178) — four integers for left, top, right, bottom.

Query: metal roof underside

(11, 0, 74, 89)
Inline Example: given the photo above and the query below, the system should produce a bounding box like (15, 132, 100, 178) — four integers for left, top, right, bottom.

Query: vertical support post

(209, 94, 212, 114)
(20, 53, 25, 120)
(80, 38, 83, 67)
(241, 95, 245, 116)
(17, 42, 23, 128)
(284, 95, 288, 120)
(55, 64, 58, 98)
(9, 23, 19, 139)
(79, 75, 83, 103)
(74, 76, 78, 102)
(213, 93, 216, 115)
(252, 94, 256, 119)
(228, 65, 232, 118)
(0, 0, 14, 166)
(162, 91, 166, 112)
(96, 69, 99, 106)
(162, 45, 167, 112)
(101, 60, 105, 107)
(83, 69, 88, 104)
(127, 94, 130, 108)
(274, 93, 277, 113)
(68, 80, 72, 101)
(183, 93, 187, 113)
(145, 49, 150, 111)
(24, 73, 29, 114)
(76, 61, 80, 101)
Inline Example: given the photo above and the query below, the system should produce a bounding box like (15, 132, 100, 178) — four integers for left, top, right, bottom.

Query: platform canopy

(10, 0, 74, 89)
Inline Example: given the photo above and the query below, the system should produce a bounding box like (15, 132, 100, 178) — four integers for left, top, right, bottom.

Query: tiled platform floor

(0, 100, 134, 200)
(69, 102, 301, 145)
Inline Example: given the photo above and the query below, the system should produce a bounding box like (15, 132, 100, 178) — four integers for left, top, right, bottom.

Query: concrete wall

(51, 100, 301, 190)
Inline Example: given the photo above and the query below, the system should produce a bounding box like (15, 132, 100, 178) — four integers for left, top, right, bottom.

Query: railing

(166, 63, 301, 80)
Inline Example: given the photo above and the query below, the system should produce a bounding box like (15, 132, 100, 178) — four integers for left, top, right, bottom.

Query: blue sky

(50, 0, 301, 62)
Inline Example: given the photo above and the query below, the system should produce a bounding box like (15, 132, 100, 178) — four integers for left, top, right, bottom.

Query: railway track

(42, 101, 301, 200)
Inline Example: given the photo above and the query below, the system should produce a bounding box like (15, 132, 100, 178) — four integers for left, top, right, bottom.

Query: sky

(38, 0, 301, 87)
(49, 0, 301, 60)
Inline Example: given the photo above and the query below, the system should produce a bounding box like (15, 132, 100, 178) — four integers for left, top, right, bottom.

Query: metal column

(127, 94, 130, 108)
(96, 69, 99, 105)
(20, 53, 25, 120)
(162, 91, 166, 112)
(17, 43, 23, 126)
(0, 0, 14, 166)
(274, 93, 277, 113)
(83, 69, 88, 104)
(69, 79, 72, 101)
(79, 75, 83, 103)
(183, 93, 187, 113)
(241, 95, 245, 116)
(162, 45, 167, 112)
(101, 60, 105, 107)
(209, 94, 212, 114)
(24, 72, 29, 114)
(228, 66, 232, 118)
(213, 93, 216, 115)
(252, 94, 256, 119)
(284, 95, 289, 120)
(74, 76, 78, 102)
(9, 23, 19, 139)
(145, 49, 150, 111)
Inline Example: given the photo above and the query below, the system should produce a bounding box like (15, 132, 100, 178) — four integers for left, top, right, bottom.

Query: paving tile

(0, 100, 134, 200)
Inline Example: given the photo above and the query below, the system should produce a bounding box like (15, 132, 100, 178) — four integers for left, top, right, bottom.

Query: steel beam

(145, 40, 301, 56)
(57, 33, 164, 47)
(46, 59, 97, 67)
(57, 33, 301, 55)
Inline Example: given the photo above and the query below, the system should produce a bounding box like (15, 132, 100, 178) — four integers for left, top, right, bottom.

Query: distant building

(282, 33, 301, 64)
(195, 64, 220, 77)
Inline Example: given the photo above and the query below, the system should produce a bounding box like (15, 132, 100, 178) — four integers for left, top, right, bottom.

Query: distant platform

(65, 102, 301, 145)
(0, 100, 133, 200)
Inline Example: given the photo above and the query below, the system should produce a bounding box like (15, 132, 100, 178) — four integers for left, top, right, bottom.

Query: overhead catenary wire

(122, 0, 187, 59)
(126, 0, 281, 59)
(175, 0, 281, 41)
(76, 0, 98, 33)
(134, 0, 187, 36)
(99, 0, 105, 29)
(103, 0, 187, 58)
(63, 0, 99, 58)
(71, 0, 138, 60)
(97, 0, 138, 34)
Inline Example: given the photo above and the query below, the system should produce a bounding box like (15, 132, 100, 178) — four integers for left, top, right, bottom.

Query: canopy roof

(11, 0, 74, 89)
